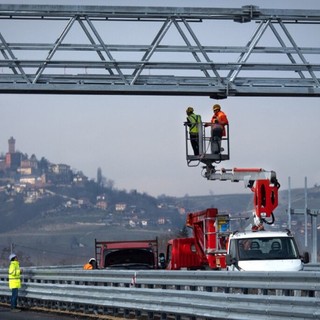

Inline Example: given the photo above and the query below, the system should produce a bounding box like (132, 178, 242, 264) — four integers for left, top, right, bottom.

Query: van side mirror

(159, 252, 166, 269)
(302, 251, 310, 264)
(226, 254, 236, 266)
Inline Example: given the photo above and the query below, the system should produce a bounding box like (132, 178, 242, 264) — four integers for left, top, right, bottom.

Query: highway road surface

(0, 306, 88, 319)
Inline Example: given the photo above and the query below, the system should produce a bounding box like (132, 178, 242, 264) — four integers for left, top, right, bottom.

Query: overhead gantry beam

(0, 4, 320, 98)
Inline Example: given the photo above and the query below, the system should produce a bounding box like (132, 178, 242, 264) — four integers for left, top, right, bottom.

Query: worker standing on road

(83, 258, 97, 270)
(206, 104, 229, 154)
(185, 107, 202, 156)
(8, 253, 22, 312)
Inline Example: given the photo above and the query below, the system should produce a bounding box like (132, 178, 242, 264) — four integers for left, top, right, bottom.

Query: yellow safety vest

(187, 114, 201, 134)
(8, 261, 21, 289)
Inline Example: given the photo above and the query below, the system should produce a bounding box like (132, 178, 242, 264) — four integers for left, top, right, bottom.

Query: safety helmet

(213, 104, 221, 111)
(89, 258, 96, 263)
(9, 253, 17, 261)
(186, 107, 194, 114)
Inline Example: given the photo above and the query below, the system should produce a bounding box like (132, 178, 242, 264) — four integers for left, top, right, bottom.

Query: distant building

(0, 136, 86, 191)
(96, 200, 107, 210)
(18, 167, 32, 175)
(141, 220, 148, 227)
(115, 203, 126, 212)
(78, 197, 91, 207)
(157, 217, 166, 225)
(20, 154, 38, 170)
(0, 158, 5, 171)
(48, 163, 73, 184)
(20, 175, 41, 185)
(5, 152, 21, 170)
(50, 163, 70, 175)
(73, 171, 88, 185)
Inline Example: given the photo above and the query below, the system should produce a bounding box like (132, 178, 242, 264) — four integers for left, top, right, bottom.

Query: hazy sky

(1, 0, 320, 198)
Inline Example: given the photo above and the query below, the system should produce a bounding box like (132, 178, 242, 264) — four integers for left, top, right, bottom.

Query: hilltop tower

(8, 136, 15, 153)
(5, 136, 21, 170)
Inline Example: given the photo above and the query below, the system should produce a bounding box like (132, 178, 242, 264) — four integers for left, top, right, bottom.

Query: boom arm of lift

(203, 167, 281, 230)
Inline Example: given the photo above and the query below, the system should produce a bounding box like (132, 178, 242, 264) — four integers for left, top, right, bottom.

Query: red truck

(95, 239, 159, 270)
(166, 208, 230, 270)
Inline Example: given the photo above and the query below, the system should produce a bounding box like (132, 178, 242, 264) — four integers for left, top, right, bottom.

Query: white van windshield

(236, 237, 300, 260)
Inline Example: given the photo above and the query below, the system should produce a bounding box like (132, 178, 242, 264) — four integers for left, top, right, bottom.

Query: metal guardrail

(0, 268, 319, 319)
(302, 263, 320, 272)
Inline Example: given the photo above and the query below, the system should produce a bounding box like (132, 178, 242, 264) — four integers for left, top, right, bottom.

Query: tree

(97, 167, 103, 186)
(39, 157, 49, 172)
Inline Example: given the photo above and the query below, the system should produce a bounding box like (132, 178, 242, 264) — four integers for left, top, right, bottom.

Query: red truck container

(95, 239, 159, 270)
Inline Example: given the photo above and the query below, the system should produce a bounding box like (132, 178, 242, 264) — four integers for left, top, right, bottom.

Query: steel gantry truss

(1, 4, 320, 97)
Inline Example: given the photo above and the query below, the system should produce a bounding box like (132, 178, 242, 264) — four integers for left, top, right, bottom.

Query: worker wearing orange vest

(211, 104, 228, 136)
(207, 104, 229, 154)
(83, 258, 97, 270)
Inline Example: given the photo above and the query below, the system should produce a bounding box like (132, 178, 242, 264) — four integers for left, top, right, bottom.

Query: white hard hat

(9, 253, 16, 261)
(89, 258, 96, 262)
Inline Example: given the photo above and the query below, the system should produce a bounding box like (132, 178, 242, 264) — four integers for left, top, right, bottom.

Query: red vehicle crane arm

(203, 167, 281, 230)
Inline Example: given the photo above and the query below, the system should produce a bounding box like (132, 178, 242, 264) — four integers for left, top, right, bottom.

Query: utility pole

(288, 177, 319, 263)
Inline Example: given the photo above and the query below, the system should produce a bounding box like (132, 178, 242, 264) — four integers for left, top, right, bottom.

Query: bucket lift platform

(185, 122, 230, 167)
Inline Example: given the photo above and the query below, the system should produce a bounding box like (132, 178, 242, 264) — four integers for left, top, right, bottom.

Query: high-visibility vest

(8, 261, 21, 289)
(83, 263, 93, 270)
(211, 111, 228, 136)
(187, 114, 201, 134)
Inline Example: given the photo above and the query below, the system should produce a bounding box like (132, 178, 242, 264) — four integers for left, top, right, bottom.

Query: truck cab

(166, 237, 204, 270)
(226, 230, 309, 271)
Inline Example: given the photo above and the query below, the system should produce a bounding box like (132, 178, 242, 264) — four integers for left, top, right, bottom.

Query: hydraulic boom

(203, 167, 280, 230)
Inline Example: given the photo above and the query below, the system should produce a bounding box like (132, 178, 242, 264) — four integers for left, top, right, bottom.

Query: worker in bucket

(185, 106, 202, 156)
(83, 258, 97, 270)
(206, 104, 229, 154)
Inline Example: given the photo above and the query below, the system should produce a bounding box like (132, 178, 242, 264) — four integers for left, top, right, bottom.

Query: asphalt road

(0, 306, 88, 319)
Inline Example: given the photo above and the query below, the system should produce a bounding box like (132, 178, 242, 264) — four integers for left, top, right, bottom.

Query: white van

(226, 230, 309, 271)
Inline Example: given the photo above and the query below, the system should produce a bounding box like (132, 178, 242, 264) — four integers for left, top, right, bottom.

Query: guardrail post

(135, 309, 141, 317)
(308, 290, 315, 297)
(242, 288, 248, 294)
(112, 307, 119, 316)
(161, 312, 167, 320)
(124, 309, 130, 318)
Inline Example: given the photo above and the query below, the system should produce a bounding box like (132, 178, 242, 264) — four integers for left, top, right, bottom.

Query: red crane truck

(166, 168, 309, 271)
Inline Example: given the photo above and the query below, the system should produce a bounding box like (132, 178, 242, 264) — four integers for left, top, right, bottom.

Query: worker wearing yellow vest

(186, 107, 202, 155)
(8, 253, 22, 312)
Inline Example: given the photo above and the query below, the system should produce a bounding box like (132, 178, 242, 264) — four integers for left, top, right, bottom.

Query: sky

(1, 0, 320, 198)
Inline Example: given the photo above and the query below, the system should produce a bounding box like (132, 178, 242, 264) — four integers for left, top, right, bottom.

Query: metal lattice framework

(1, 4, 320, 97)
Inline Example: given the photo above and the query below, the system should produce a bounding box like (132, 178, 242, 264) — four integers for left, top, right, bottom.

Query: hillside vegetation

(0, 179, 319, 267)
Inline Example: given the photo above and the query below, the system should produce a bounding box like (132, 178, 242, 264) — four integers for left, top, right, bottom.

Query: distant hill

(0, 179, 319, 267)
